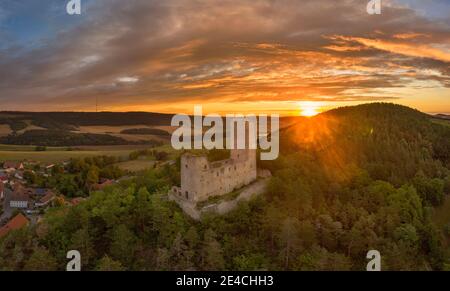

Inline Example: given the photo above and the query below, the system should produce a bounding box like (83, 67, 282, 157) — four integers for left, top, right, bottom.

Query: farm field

(0, 144, 177, 163)
(0, 149, 130, 163)
(0, 144, 157, 163)
(431, 118, 450, 127)
(74, 125, 173, 142)
(116, 159, 156, 172)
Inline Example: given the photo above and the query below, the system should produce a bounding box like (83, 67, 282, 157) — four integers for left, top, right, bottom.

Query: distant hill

(0, 111, 298, 129)
(2, 102, 450, 271)
(277, 102, 450, 184)
(1, 104, 447, 149)
(0, 111, 174, 130)
(435, 114, 450, 120)
(0, 111, 175, 146)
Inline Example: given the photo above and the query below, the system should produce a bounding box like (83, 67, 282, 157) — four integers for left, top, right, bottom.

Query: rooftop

(11, 188, 30, 202)
(39, 191, 55, 204)
(0, 214, 29, 238)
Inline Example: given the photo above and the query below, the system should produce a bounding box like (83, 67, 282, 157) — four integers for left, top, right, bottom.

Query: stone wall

(169, 177, 269, 221)
(173, 149, 257, 204)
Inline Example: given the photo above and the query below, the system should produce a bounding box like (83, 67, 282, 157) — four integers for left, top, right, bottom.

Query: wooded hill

(1, 103, 450, 271)
(0, 111, 174, 129)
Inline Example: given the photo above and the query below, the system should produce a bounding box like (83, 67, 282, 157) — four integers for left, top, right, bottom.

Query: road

(0, 188, 13, 224)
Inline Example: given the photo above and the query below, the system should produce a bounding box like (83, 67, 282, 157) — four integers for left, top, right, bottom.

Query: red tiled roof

(3, 161, 23, 169)
(0, 213, 29, 238)
(40, 191, 55, 204)
(11, 189, 30, 202)
(71, 197, 86, 206)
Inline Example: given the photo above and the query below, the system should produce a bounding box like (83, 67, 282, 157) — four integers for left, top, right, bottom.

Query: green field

(0, 144, 69, 151)
(0, 143, 178, 163)
(0, 149, 132, 163)
(116, 159, 156, 172)
(115, 144, 180, 172)
(431, 118, 450, 127)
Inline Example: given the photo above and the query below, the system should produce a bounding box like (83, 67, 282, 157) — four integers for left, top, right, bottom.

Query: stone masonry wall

(172, 149, 257, 203)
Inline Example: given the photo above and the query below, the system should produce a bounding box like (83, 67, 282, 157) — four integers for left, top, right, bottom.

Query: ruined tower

(170, 149, 257, 204)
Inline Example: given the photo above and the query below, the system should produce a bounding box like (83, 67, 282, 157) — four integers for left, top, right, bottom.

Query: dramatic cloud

(0, 0, 449, 114)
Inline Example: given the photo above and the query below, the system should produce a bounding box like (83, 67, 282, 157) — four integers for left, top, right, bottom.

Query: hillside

(0, 111, 174, 129)
(0, 111, 296, 146)
(1, 103, 450, 271)
(0, 112, 175, 146)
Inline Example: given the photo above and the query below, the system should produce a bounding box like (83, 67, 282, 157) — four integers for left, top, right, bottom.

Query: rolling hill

(1, 103, 450, 271)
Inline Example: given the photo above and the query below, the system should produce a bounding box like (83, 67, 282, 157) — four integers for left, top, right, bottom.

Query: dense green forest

(1, 103, 449, 271)
(0, 111, 173, 129)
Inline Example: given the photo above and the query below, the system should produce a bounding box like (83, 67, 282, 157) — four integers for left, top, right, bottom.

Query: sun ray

(299, 101, 321, 117)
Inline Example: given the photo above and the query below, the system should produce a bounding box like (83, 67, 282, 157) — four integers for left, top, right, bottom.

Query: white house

(3, 161, 24, 172)
(10, 190, 29, 209)
(35, 191, 55, 207)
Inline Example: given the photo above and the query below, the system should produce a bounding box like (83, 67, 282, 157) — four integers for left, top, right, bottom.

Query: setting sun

(299, 102, 321, 117)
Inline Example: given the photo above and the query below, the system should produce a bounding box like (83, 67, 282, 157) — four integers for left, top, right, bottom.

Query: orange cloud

(393, 33, 430, 39)
(338, 36, 450, 62)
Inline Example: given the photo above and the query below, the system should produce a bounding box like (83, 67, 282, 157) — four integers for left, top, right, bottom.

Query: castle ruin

(170, 149, 257, 205)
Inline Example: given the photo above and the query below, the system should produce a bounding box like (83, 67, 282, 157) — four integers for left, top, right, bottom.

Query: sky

(0, 0, 449, 115)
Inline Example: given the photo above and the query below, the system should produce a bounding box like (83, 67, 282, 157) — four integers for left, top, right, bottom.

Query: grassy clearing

(0, 150, 134, 163)
(0, 143, 178, 163)
(431, 118, 450, 128)
(115, 144, 181, 172)
(74, 125, 173, 143)
(116, 159, 156, 172)
(0, 144, 70, 151)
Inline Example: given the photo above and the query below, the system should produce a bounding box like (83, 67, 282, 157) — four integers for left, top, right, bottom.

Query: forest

(0, 103, 449, 271)
(0, 111, 173, 128)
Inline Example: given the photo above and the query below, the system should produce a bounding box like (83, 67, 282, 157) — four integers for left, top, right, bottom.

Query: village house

(34, 188, 48, 196)
(14, 172, 24, 180)
(10, 187, 31, 209)
(3, 161, 24, 172)
(0, 213, 29, 238)
(0, 170, 8, 182)
(0, 182, 4, 201)
(45, 164, 55, 170)
(35, 191, 56, 207)
(69, 197, 86, 206)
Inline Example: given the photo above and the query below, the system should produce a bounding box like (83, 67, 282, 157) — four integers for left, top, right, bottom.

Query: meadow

(0, 144, 151, 163)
